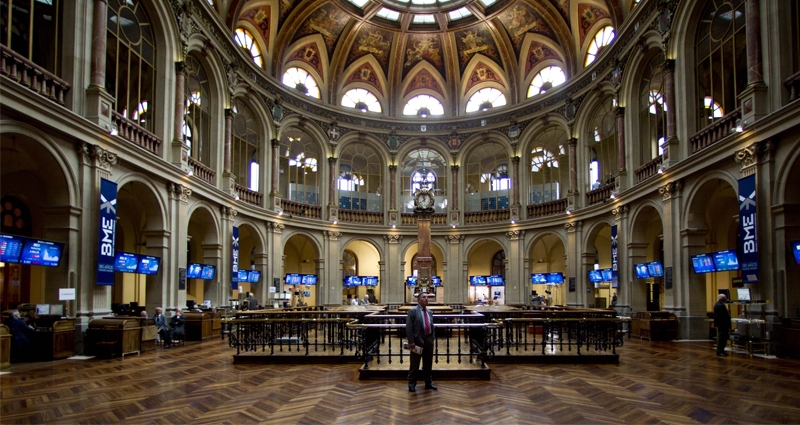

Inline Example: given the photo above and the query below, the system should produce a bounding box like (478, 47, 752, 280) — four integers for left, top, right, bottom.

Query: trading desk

(32, 316, 76, 360)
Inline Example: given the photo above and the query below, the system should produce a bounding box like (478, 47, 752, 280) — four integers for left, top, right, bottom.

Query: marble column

(86, 0, 115, 127)
(511, 156, 520, 206)
(270, 139, 280, 195)
(328, 156, 337, 206)
(450, 165, 459, 211)
(389, 165, 397, 211)
(746, 0, 763, 84)
(614, 107, 626, 173)
(661, 59, 679, 166)
(171, 62, 189, 170)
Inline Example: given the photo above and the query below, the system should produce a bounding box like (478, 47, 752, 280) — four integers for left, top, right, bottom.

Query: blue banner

(611, 225, 619, 288)
(738, 175, 759, 283)
(231, 226, 239, 290)
(97, 178, 117, 285)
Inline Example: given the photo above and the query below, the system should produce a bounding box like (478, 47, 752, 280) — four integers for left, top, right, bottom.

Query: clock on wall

(414, 187, 435, 211)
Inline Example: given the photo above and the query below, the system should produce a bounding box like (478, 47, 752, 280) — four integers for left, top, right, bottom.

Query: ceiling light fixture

(355, 101, 368, 113)
(479, 101, 492, 112)
(417, 107, 430, 118)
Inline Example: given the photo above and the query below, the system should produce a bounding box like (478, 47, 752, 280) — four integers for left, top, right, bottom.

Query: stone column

(86, 0, 115, 127)
(383, 235, 404, 304)
(505, 230, 525, 304)
(511, 156, 520, 206)
(450, 165, 459, 211)
(323, 230, 342, 304)
(612, 206, 629, 315)
(143, 230, 170, 311)
(567, 137, 580, 209)
(252, 252, 269, 306)
(661, 59, 679, 167)
(171, 62, 189, 171)
(679, 228, 710, 339)
(739, 0, 768, 123)
(328, 156, 337, 206)
(445, 235, 465, 304)
(614, 107, 627, 190)
(269, 138, 282, 212)
(564, 220, 582, 306)
(659, 180, 683, 318)
(389, 165, 397, 211)
(167, 182, 191, 311)
(222, 108, 235, 194)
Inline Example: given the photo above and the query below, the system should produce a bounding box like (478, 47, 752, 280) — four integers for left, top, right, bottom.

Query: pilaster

(505, 230, 525, 304)
(383, 234, 404, 304)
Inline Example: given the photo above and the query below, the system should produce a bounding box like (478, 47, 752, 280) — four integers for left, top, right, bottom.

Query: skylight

(448, 7, 472, 20)
(347, 0, 370, 7)
(413, 14, 436, 24)
(376, 8, 400, 21)
(478, 0, 497, 6)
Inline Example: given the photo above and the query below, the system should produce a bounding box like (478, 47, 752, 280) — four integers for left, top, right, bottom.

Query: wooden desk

(0, 324, 9, 368)
(87, 318, 141, 358)
(184, 312, 214, 341)
(32, 317, 76, 360)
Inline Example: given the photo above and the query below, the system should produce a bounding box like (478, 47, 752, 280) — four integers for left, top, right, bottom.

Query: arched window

(586, 98, 617, 189)
(695, 0, 746, 130)
(638, 53, 666, 166)
(401, 149, 448, 212)
(585, 26, 615, 67)
(184, 55, 212, 165)
(466, 88, 506, 112)
(793, 1, 800, 73)
(529, 126, 569, 204)
(106, 0, 156, 132)
(234, 28, 263, 68)
(338, 143, 382, 212)
(280, 129, 320, 205)
(342, 250, 357, 280)
(527, 66, 566, 97)
(282, 67, 320, 99)
(231, 99, 260, 192)
(341, 88, 381, 113)
(1, 0, 62, 74)
(403, 95, 445, 117)
(465, 141, 510, 211)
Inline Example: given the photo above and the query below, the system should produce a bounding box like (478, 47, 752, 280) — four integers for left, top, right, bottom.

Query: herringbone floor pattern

(2, 338, 799, 424)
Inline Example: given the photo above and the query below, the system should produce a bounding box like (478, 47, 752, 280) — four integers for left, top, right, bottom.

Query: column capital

(659, 180, 683, 201)
(565, 221, 582, 233)
(220, 206, 238, 220)
(174, 61, 186, 75)
(445, 235, 465, 244)
(268, 221, 285, 233)
(79, 143, 118, 174)
(388, 164, 397, 172)
(614, 106, 625, 117)
(506, 230, 524, 240)
(662, 58, 675, 72)
(383, 234, 403, 244)
(511, 156, 521, 165)
(325, 230, 343, 241)
(167, 182, 192, 203)
(225, 108, 235, 119)
(735, 140, 770, 177)
(328, 156, 337, 166)
(612, 204, 629, 220)
(568, 137, 578, 146)
(450, 165, 459, 172)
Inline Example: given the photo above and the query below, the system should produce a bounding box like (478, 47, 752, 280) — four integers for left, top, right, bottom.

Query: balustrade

(280, 199, 322, 219)
(635, 155, 663, 183)
(234, 184, 263, 207)
(111, 111, 162, 156)
(689, 108, 741, 153)
(527, 198, 568, 218)
(188, 157, 215, 184)
(785, 70, 800, 102)
(400, 213, 448, 226)
(463, 209, 510, 224)
(338, 210, 384, 224)
(586, 183, 614, 205)
(0, 44, 70, 106)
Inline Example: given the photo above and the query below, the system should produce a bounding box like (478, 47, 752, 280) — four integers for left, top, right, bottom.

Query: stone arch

(339, 55, 388, 107)
(400, 61, 449, 115)
(460, 55, 509, 113)
(282, 35, 329, 101)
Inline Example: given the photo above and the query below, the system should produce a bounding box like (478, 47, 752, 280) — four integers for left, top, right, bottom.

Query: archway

(629, 205, 664, 312)
(528, 233, 567, 307)
(341, 240, 381, 304)
(186, 206, 220, 307)
(466, 239, 505, 305)
(233, 222, 265, 305)
(584, 223, 613, 308)
(284, 233, 320, 307)
(403, 242, 445, 303)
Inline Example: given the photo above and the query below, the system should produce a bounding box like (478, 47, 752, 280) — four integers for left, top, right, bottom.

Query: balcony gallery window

(341, 88, 381, 113)
(282, 67, 320, 99)
(1, 0, 63, 74)
(466, 87, 506, 113)
(529, 126, 569, 205)
(234, 28, 263, 68)
(527, 66, 566, 97)
(184, 55, 212, 165)
(231, 99, 260, 192)
(337, 142, 382, 212)
(403, 95, 444, 117)
(465, 141, 509, 211)
(401, 149, 448, 213)
(638, 53, 666, 166)
(587, 98, 617, 189)
(280, 129, 320, 205)
(585, 26, 615, 67)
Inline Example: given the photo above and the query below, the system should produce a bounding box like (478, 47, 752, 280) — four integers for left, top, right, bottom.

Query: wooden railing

(527, 198, 568, 218)
(400, 213, 448, 226)
(785, 70, 800, 102)
(111, 111, 161, 156)
(0, 44, 70, 106)
(635, 155, 663, 183)
(463, 209, 510, 224)
(187, 157, 215, 184)
(234, 184, 263, 207)
(280, 198, 321, 219)
(689, 108, 741, 154)
(338, 209, 384, 224)
(586, 182, 614, 205)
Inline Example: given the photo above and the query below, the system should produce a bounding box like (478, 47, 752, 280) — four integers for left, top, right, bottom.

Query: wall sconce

(511, 219, 516, 224)
(451, 223, 457, 228)
(609, 191, 617, 200)
(391, 224, 396, 228)
(657, 164, 665, 174)
(735, 119, 744, 133)
(187, 169, 193, 177)
(565, 208, 573, 214)
(277, 209, 283, 216)
(332, 219, 338, 225)
(108, 123, 118, 136)
(234, 194, 240, 201)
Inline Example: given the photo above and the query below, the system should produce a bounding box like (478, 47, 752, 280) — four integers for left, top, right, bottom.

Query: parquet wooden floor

(2, 338, 800, 424)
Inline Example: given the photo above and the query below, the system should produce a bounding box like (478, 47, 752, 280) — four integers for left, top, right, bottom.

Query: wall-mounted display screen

(634, 264, 649, 279)
(691, 254, 716, 274)
(406, 276, 417, 286)
(431, 276, 442, 286)
(248, 270, 261, 283)
(713, 250, 739, 272)
(486, 275, 504, 285)
(187, 263, 203, 278)
(285, 273, 302, 285)
(588, 270, 603, 283)
(20, 238, 64, 267)
(303, 291, 311, 297)
(531, 273, 548, 284)
(301, 274, 318, 285)
(647, 261, 664, 277)
(0, 233, 25, 263)
(114, 252, 139, 273)
(737, 287, 752, 302)
(469, 276, 487, 285)
(792, 240, 800, 264)
(601, 269, 613, 282)
(137, 255, 160, 275)
(547, 272, 564, 284)
(343, 276, 362, 286)
(237, 270, 249, 282)
(201, 265, 216, 280)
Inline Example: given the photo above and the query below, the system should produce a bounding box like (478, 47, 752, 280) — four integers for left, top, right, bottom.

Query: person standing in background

(406, 294, 436, 392)
(714, 293, 731, 357)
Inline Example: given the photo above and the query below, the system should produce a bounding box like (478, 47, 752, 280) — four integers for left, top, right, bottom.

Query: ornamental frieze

(384, 234, 403, 244)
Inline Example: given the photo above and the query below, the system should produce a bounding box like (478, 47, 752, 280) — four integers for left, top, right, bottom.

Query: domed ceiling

(210, 0, 632, 116)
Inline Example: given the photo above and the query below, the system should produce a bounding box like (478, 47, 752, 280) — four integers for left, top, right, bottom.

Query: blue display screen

(647, 261, 664, 277)
(248, 270, 261, 283)
(487, 275, 504, 286)
(691, 254, 716, 274)
(187, 263, 203, 278)
(531, 273, 547, 284)
(201, 265, 215, 280)
(114, 252, 139, 273)
(601, 269, 613, 282)
(469, 276, 487, 285)
(547, 272, 564, 284)
(137, 255, 160, 275)
(588, 270, 603, 283)
(301, 274, 318, 285)
(20, 238, 64, 267)
(634, 264, 649, 279)
(793, 241, 800, 264)
(0, 234, 25, 263)
(713, 250, 740, 272)
(406, 276, 417, 286)
(431, 276, 442, 286)
(285, 273, 302, 285)
(343, 276, 362, 286)
(237, 270, 249, 282)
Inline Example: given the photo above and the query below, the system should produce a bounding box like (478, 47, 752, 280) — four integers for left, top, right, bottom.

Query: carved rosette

(445, 235, 465, 244)
(325, 230, 342, 241)
(80, 143, 118, 174)
(384, 234, 403, 244)
(506, 230, 524, 240)
(659, 180, 683, 201)
(611, 204, 629, 221)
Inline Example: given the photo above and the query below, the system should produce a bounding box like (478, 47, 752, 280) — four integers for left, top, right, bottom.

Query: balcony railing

(339, 209, 384, 224)
(785, 70, 800, 102)
(527, 198, 568, 218)
(586, 182, 614, 205)
(463, 209, 510, 224)
(689, 108, 741, 154)
(111, 111, 161, 156)
(400, 213, 448, 226)
(280, 198, 321, 219)
(187, 157, 215, 184)
(0, 44, 70, 106)
(635, 155, 663, 183)
(234, 184, 263, 207)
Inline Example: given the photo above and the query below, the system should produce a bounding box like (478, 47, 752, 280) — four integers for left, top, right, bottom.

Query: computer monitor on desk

(737, 288, 752, 302)
(718, 288, 731, 301)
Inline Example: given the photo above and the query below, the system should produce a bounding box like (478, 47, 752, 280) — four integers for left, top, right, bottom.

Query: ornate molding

(384, 234, 403, 244)
(659, 180, 683, 201)
(506, 230, 524, 240)
(220, 206, 238, 219)
(80, 143, 118, 172)
(445, 235, 465, 244)
(167, 182, 192, 202)
(268, 221, 284, 233)
(564, 221, 581, 233)
(735, 141, 770, 176)
(612, 204, 629, 220)
(325, 230, 342, 241)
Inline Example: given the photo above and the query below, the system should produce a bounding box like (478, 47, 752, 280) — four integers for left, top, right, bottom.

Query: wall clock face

(415, 190, 434, 209)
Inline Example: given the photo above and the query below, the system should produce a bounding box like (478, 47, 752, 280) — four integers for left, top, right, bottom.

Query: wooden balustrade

(187, 157, 215, 184)
(527, 198, 568, 218)
(111, 111, 162, 156)
(785, 71, 800, 102)
(0, 44, 71, 106)
(280, 199, 322, 219)
(689, 108, 741, 154)
(464, 209, 510, 224)
(400, 213, 448, 226)
(234, 184, 263, 207)
(586, 183, 614, 205)
(635, 155, 663, 183)
(338, 209, 384, 224)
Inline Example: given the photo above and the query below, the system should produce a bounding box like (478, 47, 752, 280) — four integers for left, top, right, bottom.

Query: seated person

(351, 296, 359, 306)
(165, 307, 185, 348)
(140, 310, 149, 319)
(360, 294, 370, 306)
(153, 307, 169, 343)
(5, 309, 35, 360)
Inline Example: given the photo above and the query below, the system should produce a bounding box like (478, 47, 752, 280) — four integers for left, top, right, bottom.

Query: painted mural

(499, 2, 559, 54)
(241, 6, 271, 46)
(455, 25, 502, 75)
(465, 62, 503, 92)
(403, 34, 446, 80)
(343, 62, 383, 95)
(292, 3, 348, 56)
(548, 0, 571, 27)
(403, 68, 444, 98)
(280, 0, 297, 23)
(289, 43, 324, 78)
(347, 25, 393, 75)
(525, 41, 562, 76)
(578, 3, 611, 46)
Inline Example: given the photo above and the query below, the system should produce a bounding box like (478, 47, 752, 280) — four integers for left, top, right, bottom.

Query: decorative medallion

(465, 62, 503, 92)
(403, 68, 444, 98)
(343, 62, 383, 95)
(289, 43, 323, 77)
(240, 6, 271, 46)
(578, 3, 611, 46)
(525, 42, 561, 76)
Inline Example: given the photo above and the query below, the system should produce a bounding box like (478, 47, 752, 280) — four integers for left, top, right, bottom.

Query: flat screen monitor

(588, 270, 603, 283)
(431, 276, 442, 287)
(647, 261, 664, 277)
(691, 254, 716, 274)
(36, 304, 50, 315)
(303, 291, 311, 297)
(187, 262, 203, 278)
(601, 269, 613, 282)
(487, 275, 504, 286)
(301, 274, 318, 285)
(0, 233, 25, 263)
(737, 287, 752, 302)
(547, 272, 564, 284)
(186, 300, 197, 310)
(406, 276, 417, 286)
(718, 288, 731, 301)
(531, 273, 548, 284)
(20, 238, 64, 267)
(137, 255, 160, 275)
(50, 304, 64, 316)
(285, 273, 302, 285)
(113, 252, 139, 273)
(237, 270, 249, 282)
(111, 303, 129, 315)
(634, 263, 649, 279)
(248, 270, 261, 283)
(343, 276, 361, 286)
(713, 250, 740, 272)
(201, 265, 216, 280)
(469, 276, 487, 286)
(792, 240, 800, 264)
(362, 276, 378, 286)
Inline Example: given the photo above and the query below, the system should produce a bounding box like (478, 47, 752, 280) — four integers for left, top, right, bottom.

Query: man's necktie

(423, 309, 430, 335)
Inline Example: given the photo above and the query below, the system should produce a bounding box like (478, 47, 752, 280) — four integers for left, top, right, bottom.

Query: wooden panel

(0, 324, 9, 368)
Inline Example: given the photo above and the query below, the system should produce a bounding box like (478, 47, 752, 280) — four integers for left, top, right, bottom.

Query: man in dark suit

(5, 310, 35, 360)
(153, 307, 169, 345)
(714, 293, 731, 357)
(406, 294, 436, 392)
(166, 307, 186, 348)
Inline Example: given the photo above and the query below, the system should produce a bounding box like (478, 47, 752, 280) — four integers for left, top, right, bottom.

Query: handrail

(280, 199, 322, 219)
(586, 182, 614, 205)
(527, 198, 568, 218)
(111, 111, 162, 156)
(689, 108, 741, 153)
(339, 209, 383, 224)
(234, 184, 263, 207)
(187, 157, 215, 184)
(635, 155, 663, 183)
(463, 209, 510, 224)
(400, 213, 448, 226)
(784, 70, 800, 101)
(0, 44, 71, 106)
